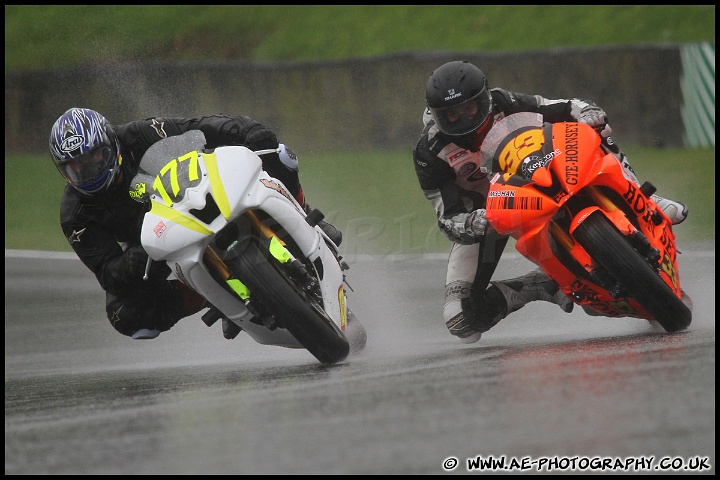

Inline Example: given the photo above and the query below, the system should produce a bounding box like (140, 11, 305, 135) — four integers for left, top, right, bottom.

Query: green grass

(6, 148, 714, 254)
(5, 6, 715, 72)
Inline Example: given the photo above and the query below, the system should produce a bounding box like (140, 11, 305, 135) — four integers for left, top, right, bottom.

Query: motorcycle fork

(244, 210, 285, 246)
(585, 185, 617, 212)
(203, 245, 250, 300)
(548, 186, 622, 292)
(200, 212, 280, 304)
(549, 220, 573, 251)
(567, 185, 663, 296)
(201, 216, 282, 329)
(199, 245, 258, 329)
(244, 210, 324, 307)
(548, 186, 615, 254)
(584, 185, 661, 266)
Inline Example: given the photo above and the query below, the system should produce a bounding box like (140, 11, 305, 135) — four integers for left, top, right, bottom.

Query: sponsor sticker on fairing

(153, 221, 167, 237)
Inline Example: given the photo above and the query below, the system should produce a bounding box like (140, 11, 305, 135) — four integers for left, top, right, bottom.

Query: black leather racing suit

(59, 115, 303, 337)
(412, 88, 603, 339)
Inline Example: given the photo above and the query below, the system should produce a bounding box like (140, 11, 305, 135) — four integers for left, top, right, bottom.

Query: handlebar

(254, 148, 280, 156)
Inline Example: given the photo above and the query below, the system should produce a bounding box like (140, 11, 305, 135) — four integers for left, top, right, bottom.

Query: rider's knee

(106, 295, 161, 338)
(106, 301, 149, 337)
(105, 283, 188, 338)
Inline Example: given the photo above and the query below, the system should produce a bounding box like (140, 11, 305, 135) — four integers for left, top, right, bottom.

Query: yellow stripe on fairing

(203, 152, 232, 219)
(150, 200, 213, 235)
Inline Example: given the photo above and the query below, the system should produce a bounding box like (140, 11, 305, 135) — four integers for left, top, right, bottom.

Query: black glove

(121, 245, 150, 280)
(244, 124, 278, 151)
(119, 245, 170, 280)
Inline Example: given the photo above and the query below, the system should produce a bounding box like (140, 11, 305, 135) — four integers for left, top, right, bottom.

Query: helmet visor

(57, 145, 115, 190)
(431, 88, 493, 136)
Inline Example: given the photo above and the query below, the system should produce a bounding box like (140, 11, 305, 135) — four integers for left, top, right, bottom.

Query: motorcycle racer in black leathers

(49, 108, 341, 340)
(412, 60, 688, 343)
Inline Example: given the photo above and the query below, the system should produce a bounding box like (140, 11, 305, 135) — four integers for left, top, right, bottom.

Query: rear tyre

(573, 211, 691, 332)
(229, 240, 350, 364)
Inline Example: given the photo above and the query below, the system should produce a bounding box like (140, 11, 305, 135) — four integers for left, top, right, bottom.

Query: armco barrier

(680, 42, 716, 147)
(4, 45, 713, 154)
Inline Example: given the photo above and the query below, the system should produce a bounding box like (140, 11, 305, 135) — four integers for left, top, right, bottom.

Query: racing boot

(445, 269, 573, 344)
(617, 153, 688, 225)
(303, 203, 343, 246)
(222, 318, 243, 340)
(491, 268, 574, 317)
(318, 218, 343, 246)
(201, 302, 243, 340)
(651, 195, 688, 225)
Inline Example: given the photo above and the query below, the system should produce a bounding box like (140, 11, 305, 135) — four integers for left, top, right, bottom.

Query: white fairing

(138, 139, 346, 348)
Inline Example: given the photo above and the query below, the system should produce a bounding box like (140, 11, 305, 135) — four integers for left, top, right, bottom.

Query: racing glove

(101, 245, 171, 292)
(440, 209, 488, 244)
(577, 105, 612, 137)
(244, 124, 279, 151)
(118, 246, 169, 284)
(121, 245, 151, 280)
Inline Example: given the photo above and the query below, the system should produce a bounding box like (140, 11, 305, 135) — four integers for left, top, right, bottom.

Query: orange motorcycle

(483, 112, 691, 332)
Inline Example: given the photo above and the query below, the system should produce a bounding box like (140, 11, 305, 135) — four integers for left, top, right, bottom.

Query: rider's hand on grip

(577, 106, 612, 138)
(121, 245, 150, 280)
(122, 245, 170, 282)
(441, 209, 488, 244)
(466, 209, 488, 238)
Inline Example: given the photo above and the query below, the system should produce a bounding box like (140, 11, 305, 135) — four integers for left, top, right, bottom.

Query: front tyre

(231, 240, 350, 365)
(573, 211, 691, 333)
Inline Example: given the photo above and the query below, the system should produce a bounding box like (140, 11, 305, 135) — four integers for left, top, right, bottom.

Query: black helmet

(425, 60, 493, 138)
(49, 108, 122, 194)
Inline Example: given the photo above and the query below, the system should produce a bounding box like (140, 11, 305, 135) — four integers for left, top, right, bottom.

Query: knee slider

(444, 286, 507, 339)
(106, 300, 145, 337)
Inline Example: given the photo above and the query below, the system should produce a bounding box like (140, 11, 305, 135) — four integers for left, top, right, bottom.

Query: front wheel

(573, 211, 691, 332)
(229, 240, 350, 364)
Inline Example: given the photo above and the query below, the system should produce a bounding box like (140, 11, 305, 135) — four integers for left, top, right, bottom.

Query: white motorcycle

(129, 130, 366, 365)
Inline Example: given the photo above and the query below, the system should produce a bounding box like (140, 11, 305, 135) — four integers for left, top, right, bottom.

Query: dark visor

(59, 145, 114, 187)
(432, 88, 493, 136)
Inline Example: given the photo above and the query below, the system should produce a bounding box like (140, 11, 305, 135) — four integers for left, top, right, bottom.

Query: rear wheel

(228, 239, 350, 364)
(573, 211, 691, 332)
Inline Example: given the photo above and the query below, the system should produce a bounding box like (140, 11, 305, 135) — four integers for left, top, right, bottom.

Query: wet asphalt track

(4, 246, 715, 475)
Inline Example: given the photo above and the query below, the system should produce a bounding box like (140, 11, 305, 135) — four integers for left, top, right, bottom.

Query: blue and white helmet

(49, 108, 122, 194)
